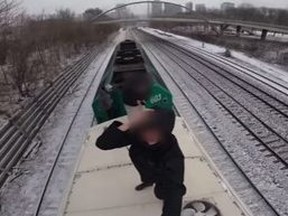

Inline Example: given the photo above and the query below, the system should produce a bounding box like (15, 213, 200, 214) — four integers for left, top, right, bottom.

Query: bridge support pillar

(220, 24, 229, 36)
(261, 29, 268, 40)
(236, 25, 241, 37)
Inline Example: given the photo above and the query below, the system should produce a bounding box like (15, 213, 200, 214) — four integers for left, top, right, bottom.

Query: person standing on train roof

(121, 73, 173, 119)
(96, 109, 186, 216)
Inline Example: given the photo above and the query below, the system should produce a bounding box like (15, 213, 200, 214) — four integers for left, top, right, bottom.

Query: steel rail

(154, 39, 288, 133)
(135, 30, 282, 215)
(154, 42, 288, 163)
(33, 46, 115, 216)
(142, 30, 288, 164)
(145, 30, 288, 97)
(0, 48, 100, 187)
(141, 30, 288, 147)
(140, 35, 281, 216)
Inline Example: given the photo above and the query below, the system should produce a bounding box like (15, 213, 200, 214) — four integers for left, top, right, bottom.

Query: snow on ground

(252, 31, 288, 43)
(140, 27, 288, 86)
(0, 30, 125, 216)
(0, 48, 91, 129)
(230, 52, 288, 84)
(145, 27, 226, 53)
(1, 27, 286, 215)
(0, 119, 6, 129)
(136, 33, 281, 215)
(0, 60, 100, 216)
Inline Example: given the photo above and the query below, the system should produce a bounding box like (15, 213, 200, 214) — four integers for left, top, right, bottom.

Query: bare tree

(0, 3, 119, 100)
(0, 0, 18, 87)
(83, 8, 103, 21)
(55, 8, 75, 21)
(0, 0, 18, 27)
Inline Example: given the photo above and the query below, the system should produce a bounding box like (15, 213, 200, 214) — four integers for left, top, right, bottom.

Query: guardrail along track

(136, 30, 288, 215)
(0, 48, 100, 187)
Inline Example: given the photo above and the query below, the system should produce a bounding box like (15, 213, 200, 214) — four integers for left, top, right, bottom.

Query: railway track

(168, 36, 288, 97)
(147, 30, 288, 97)
(153, 41, 288, 165)
(32, 45, 116, 216)
(135, 30, 288, 215)
(0, 47, 101, 188)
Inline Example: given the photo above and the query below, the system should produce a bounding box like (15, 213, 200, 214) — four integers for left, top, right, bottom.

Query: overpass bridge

(91, 1, 288, 41)
(95, 17, 288, 40)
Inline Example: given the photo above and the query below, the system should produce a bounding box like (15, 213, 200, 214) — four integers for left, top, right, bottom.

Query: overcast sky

(21, 0, 288, 15)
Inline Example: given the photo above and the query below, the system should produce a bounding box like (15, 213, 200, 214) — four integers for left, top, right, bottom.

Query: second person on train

(96, 109, 186, 216)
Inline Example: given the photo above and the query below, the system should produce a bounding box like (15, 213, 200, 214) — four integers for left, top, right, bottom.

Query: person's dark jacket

(96, 121, 186, 216)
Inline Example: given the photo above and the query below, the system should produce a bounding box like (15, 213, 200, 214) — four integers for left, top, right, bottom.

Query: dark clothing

(96, 121, 186, 216)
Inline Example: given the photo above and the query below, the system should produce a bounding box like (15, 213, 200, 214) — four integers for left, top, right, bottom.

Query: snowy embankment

(0, 49, 89, 130)
(140, 27, 288, 86)
(0, 30, 125, 216)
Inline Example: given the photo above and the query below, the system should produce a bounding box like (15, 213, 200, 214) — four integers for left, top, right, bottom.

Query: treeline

(206, 7, 288, 26)
(168, 7, 288, 27)
(0, 1, 119, 99)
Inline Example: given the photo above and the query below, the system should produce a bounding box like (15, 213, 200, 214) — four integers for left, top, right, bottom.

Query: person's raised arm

(96, 121, 132, 150)
(96, 111, 152, 150)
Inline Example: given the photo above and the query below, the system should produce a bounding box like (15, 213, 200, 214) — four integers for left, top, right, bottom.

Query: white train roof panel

(61, 117, 253, 216)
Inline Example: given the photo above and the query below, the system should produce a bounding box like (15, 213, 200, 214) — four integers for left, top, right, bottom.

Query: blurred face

(135, 82, 151, 100)
(130, 110, 163, 145)
(139, 129, 162, 145)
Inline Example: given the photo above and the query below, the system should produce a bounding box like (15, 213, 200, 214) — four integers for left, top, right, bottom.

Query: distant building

(239, 3, 254, 8)
(109, 11, 118, 19)
(164, 3, 182, 16)
(195, 4, 206, 12)
(115, 4, 125, 18)
(185, 2, 193, 12)
(151, 0, 163, 17)
(115, 3, 133, 19)
(221, 2, 235, 11)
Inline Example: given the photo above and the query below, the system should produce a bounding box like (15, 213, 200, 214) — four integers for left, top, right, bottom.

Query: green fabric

(110, 90, 127, 117)
(92, 83, 173, 123)
(92, 89, 127, 124)
(92, 99, 109, 124)
(145, 83, 173, 110)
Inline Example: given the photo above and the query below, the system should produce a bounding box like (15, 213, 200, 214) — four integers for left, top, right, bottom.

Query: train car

(58, 40, 253, 216)
(92, 40, 173, 124)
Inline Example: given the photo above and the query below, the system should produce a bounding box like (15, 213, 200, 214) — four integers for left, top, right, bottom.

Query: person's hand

(118, 115, 144, 132)
(119, 111, 151, 131)
(129, 111, 149, 128)
(118, 121, 130, 131)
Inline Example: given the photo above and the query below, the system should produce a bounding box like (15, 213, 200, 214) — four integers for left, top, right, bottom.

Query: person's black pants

(129, 145, 156, 183)
(129, 145, 184, 216)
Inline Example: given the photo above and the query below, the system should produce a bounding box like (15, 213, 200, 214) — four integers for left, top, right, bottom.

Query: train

(58, 40, 253, 216)
(92, 39, 173, 123)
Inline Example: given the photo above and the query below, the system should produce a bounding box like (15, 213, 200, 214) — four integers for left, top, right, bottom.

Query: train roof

(59, 117, 252, 216)
(113, 64, 146, 73)
(119, 40, 138, 51)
